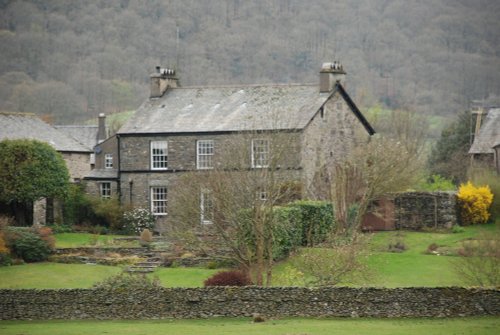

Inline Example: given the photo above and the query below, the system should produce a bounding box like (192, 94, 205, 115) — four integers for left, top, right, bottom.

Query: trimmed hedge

(287, 200, 334, 247)
(238, 201, 334, 261)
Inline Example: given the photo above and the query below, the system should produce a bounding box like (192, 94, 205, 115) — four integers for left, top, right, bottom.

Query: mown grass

(1, 224, 497, 289)
(273, 223, 498, 287)
(0, 263, 221, 289)
(0, 263, 121, 289)
(0, 317, 498, 335)
(54, 233, 139, 248)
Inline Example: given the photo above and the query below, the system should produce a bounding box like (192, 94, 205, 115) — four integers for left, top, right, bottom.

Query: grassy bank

(0, 317, 498, 335)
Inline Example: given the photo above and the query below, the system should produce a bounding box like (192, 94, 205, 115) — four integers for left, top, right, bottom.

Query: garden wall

(362, 192, 458, 231)
(1, 287, 498, 320)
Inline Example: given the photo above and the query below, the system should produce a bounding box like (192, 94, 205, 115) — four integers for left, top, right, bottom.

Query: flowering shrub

(122, 208, 155, 234)
(457, 182, 494, 225)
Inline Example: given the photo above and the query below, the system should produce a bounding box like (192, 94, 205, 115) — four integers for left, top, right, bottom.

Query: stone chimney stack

(150, 66, 178, 98)
(97, 113, 106, 144)
(319, 61, 346, 93)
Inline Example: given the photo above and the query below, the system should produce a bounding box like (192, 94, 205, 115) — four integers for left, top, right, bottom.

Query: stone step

(135, 262, 161, 266)
(125, 266, 155, 273)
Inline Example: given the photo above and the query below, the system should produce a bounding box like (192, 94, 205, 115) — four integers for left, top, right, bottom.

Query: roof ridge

(174, 82, 317, 89)
(0, 111, 37, 117)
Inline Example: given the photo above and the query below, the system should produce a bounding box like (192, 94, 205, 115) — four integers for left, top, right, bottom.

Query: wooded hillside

(0, 0, 499, 123)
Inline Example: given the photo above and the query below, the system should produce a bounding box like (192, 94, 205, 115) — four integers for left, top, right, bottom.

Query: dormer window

(104, 154, 113, 169)
(151, 141, 168, 170)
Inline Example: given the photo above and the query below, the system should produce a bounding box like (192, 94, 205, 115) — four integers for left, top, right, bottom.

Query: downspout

(117, 134, 121, 204)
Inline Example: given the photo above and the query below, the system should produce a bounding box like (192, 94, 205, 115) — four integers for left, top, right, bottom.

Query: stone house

(85, 63, 375, 232)
(469, 108, 500, 173)
(0, 112, 93, 224)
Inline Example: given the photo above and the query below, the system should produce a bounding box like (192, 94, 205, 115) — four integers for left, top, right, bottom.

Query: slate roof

(55, 125, 99, 149)
(469, 108, 500, 154)
(84, 169, 119, 180)
(119, 83, 370, 135)
(0, 112, 92, 153)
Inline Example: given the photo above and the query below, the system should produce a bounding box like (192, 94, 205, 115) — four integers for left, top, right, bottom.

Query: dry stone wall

(395, 192, 458, 230)
(1, 287, 498, 320)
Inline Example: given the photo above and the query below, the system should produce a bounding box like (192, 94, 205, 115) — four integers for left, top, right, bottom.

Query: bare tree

(291, 233, 372, 286)
(169, 131, 301, 286)
(454, 230, 500, 287)
(329, 110, 427, 234)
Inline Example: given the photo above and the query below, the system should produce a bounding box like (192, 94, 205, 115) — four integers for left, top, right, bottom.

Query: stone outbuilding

(0, 112, 94, 224)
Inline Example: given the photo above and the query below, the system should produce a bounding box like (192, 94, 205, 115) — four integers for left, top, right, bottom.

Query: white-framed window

(197, 140, 214, 169)
(104, 154, 113, 169)
(200, 189, 214, 224)
(251, 139, 269, 168)
(100, 182, 111, 199)
(257, 190, 268, 201)
(151, 187, 167, 215)
(151, 141, 168, 170)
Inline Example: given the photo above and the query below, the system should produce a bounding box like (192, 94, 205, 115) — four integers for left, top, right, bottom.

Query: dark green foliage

(238, 201, 334, 261)
(272, 206, 303, 260)
(62, 183, 94, 226)
(204, 270, 252, 287)
(287, 201, 334, 247)
(428, 111, 471, 183)
(4, 226, 54, 263)
(92, 273, 162, 291)
(12, 231, 52, 262)
(0, 139, 70, 204)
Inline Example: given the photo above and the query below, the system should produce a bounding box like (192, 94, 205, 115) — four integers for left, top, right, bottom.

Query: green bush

(287, 200, 334, 246)
(417, 175, 456, 191)
(93, 273, 162, 291)
(62, 183, 94, 225)
(12, 231, 52, 262)
(272, 206, 303, 260)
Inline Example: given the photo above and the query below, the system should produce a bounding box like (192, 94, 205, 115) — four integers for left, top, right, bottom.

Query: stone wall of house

(94, 136, 118, 170)
(119, 132, 303, 232)
(61, 152, 91, 182)
(84, 180, 119, 199)
(395, 192, 458, 230)
(1, 287, 498, 320)
(301, 92, 371, 198)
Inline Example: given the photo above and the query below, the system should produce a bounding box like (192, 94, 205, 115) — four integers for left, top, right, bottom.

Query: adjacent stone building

(469, 108, 500, 172)
(0, 112, 94, 224)
(85, 63, 375, 231)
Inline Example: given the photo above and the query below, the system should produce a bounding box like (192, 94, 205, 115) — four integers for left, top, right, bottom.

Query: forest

(0, 0, 499, 124)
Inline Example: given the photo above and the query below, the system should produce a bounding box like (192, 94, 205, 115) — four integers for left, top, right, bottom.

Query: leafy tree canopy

(0, 139, 70, 203)
(428, 110, 471, 183)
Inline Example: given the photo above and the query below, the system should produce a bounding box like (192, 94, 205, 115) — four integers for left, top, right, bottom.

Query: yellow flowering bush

(457, 182, 494, 225)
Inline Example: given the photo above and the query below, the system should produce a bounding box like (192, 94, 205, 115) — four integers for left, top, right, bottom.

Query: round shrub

(12, 232, 52, 262)
(122, 208, 155, 235)
(204, 270, 252, 287)
(457, 181, 494, 225)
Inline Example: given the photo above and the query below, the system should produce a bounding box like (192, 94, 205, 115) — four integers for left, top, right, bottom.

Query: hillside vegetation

(0, 0, 499, 123)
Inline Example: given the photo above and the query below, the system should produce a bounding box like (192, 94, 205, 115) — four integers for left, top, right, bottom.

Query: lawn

(1, 224, 497, 288)
(0, 317, 498, 335)
(0, 263, 121, 289)
(54, 233, 139, 248)
(273, 223, 498, 287)
(0, 262, 220, 289)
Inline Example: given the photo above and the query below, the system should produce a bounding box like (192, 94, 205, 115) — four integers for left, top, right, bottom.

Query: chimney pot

(150, 66, 178, 98)
(320, 61, 346, 93)
(97, 113, 106, 143)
